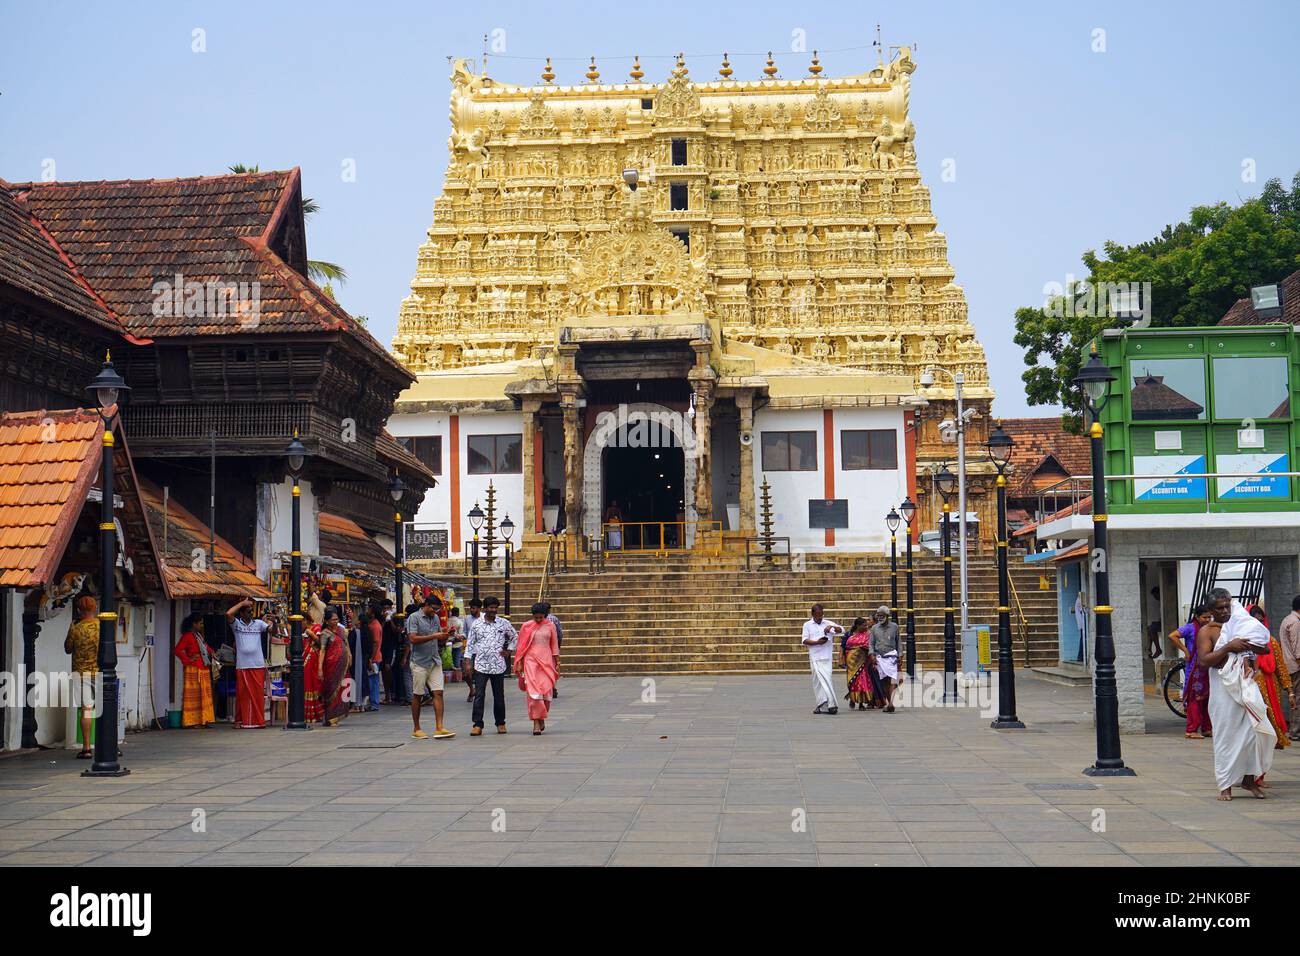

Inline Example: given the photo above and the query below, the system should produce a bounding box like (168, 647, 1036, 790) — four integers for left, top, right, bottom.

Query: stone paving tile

(2, 675, 1299, 867)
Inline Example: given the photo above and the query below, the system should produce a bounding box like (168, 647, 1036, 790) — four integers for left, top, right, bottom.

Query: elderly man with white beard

(1196, 588, 1276, 800)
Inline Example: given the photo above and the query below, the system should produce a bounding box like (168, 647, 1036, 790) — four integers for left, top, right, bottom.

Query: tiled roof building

(1218, 269, 1300, 327)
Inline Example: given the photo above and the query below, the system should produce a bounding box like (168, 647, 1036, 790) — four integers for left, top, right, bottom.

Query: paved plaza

(0, 674, 1297, 867)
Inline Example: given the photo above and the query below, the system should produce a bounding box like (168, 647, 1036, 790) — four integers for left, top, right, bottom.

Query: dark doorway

(604, 445, 685, 548)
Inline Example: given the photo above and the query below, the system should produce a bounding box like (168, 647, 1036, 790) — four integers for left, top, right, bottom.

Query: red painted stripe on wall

(449, 415, 461, 553)
(823, 408, 835, 547)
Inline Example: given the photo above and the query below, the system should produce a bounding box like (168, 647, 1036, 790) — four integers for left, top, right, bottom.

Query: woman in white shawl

(1196, 596, 1276, 800)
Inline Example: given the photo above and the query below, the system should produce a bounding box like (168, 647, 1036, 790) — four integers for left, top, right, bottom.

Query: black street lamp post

(285, 433, 308, 730)
(1074, 350, 1134, 776)
(899, 496, 917, 677)
(467, 502, 484, 602)
(987, 423, 1025, 729)
(390, 474, 407, 622)
(84, 355, 130, 777)
(500, 514, 515, 616)
(885, 507, 900, 622)
(935, 465, 958, 703)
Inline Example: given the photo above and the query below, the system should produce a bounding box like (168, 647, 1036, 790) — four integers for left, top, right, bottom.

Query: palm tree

(227, 164, 346, 285)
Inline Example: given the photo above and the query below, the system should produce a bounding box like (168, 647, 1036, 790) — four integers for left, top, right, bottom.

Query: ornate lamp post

(500, 514, 515, 616)
(83, 354, 130, 776)
(390, 474, 407, 621)
(934, 464, 958, 703)
(467, 502, 484, 602)
(885, 507, 900, 622)
(1073, 350, 1134, 776)
(899, 495, 917, 677)
(284, 432, 308, 731)
(987, 423, 1024, 729)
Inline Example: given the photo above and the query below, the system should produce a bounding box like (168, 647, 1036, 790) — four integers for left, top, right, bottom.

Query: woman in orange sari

(173, 613, 216, 728)
(1248, 605, 1290, 753)
(515, 603, 560, 735)
(318, 608, 353, 726)
(303, 622, 324, 724)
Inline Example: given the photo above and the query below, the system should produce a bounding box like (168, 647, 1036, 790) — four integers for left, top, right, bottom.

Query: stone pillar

(688, 341, 717, 524)
(736, 390, 756, 532)
(520, 399, 540, 534)
(561, 392, 583, 540)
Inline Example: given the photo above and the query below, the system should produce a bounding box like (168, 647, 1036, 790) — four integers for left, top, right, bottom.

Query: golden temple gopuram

(391, 49, 998, 544)
(394, 49, 989, 394)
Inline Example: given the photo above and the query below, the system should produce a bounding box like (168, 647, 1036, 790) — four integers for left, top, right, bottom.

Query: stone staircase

(431, 550, 1061, 676)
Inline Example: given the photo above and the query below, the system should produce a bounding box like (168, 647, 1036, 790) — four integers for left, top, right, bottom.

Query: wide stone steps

(435, 554, 1059, 676)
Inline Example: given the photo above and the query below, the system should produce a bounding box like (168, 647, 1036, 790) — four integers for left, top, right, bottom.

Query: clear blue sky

(3, 0, 1297, 416)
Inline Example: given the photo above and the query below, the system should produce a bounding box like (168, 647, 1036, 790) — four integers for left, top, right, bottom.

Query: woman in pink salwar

(516, 602, 560, 735)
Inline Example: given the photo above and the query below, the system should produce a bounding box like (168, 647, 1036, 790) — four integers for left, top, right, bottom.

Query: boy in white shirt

(802, 603, 843, 715)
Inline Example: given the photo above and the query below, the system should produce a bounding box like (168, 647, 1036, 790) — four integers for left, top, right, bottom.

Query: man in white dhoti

(802, 604, 843, 715)
(1198, 589, 1275, 800)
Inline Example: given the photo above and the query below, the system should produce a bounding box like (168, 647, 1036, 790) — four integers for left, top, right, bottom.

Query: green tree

(227, 164, 347, 286)
(1013, 172, 1300, 416)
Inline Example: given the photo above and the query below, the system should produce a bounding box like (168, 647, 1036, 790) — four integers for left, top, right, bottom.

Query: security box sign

(1133, 454, 1206, 501)
(1215, 453, 1290, 500)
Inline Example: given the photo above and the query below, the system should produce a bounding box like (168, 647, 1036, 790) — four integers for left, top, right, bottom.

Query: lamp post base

(1083, 764, 1136, 777)
(82, 766, 130, 778)
(990, 718, 1025, 730)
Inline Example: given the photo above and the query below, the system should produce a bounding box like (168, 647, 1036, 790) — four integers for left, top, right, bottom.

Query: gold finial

(809, 50, 822, 75)
(104, 349, 111, 363)
(586, 56, 600, 82)
(763, 51, 778, 78)
(629, 55, 644, 81)
(719, 52, 733, 78)
(672, 52, 688, 78)
(541, 57, 555, 83)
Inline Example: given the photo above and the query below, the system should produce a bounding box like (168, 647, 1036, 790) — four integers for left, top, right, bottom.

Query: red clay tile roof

(1218, 269, 1300, 326)
(6, 171, 409, 380)
(0, 188, 118, 331)
(137, 476, 270, 599)
(0, 408, 103, 587)
(997, 417, 1092, 497)
(318, 512, 394, 575)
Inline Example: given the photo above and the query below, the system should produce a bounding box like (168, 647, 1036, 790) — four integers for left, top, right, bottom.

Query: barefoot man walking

(1198, 588, 1275, 800)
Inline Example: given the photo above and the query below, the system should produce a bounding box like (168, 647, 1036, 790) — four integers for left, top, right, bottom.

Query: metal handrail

(1037, 472, 1300, 522)
(537, 534, 554, 605)
(1005, 565, 1032, 667)
(600, 520, 724, 555)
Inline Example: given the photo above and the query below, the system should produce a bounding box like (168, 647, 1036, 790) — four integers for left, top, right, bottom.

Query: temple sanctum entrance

(603, 443, 686, 549)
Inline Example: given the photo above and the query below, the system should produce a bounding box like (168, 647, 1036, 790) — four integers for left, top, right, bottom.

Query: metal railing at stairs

(1006, 564, 1033, 667)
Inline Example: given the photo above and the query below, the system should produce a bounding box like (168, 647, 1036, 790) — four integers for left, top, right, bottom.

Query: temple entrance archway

(581, 401, 696, 543)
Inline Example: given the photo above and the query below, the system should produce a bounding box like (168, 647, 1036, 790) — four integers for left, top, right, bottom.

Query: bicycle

(1162, 662, 1186, 719)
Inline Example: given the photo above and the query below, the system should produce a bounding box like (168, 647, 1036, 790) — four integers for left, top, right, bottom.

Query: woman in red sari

(318, 608, 353, 726)
(303, 622, 324, 724)
(516, 603, 560, 735)
(174, 613, 216, 728)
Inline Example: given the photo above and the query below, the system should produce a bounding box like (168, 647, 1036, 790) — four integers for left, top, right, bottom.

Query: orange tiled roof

(1218, 269, 1300, 326)
(5, 171, 409, 380)
(0, 408, 102, 587)
(997, 417, 1092, 497)
(0, 188, 119, 331)
(137, 476, 270, 599)
(319, 511, 394, 575)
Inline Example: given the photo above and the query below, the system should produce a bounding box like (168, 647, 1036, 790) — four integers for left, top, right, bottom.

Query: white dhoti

(810, 657, 836, 708)
(876, 652, 899, 681)
(1209, 604, 1276, 791)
